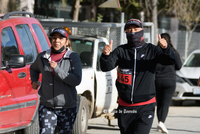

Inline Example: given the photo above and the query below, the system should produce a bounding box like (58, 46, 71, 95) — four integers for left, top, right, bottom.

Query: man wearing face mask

(100, 19, 175, 134)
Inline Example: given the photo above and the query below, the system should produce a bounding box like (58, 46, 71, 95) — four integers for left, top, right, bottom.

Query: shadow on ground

(88, 125, 119, 131)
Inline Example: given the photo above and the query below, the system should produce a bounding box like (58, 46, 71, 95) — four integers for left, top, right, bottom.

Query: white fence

(39, 20, 154, 50)
(39, 18, 200, 62)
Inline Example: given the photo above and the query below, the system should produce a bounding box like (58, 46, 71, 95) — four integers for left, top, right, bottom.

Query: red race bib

(117, 68, 132, 85)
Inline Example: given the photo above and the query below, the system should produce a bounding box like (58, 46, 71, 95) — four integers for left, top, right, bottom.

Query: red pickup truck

(0, 11, 51, 133)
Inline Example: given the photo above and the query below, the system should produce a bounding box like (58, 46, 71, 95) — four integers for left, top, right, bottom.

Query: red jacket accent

(118, 97, 156, 107)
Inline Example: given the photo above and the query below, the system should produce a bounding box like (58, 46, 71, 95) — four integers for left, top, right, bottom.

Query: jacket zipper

(53, 76, 55, 109)
(53, 58, 64, 109)
(131, 48, 137, 103)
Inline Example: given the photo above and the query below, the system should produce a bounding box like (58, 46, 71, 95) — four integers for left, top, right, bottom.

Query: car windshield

(70, 39, 94, 67)
(184, 53, 200, 67)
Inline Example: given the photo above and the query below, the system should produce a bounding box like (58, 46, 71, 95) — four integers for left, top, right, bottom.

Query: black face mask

(51, 46, 66, 54)
(126, 30, 145, 48)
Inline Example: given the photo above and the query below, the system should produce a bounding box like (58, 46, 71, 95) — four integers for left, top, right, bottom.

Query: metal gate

(39, 19, 154, 50)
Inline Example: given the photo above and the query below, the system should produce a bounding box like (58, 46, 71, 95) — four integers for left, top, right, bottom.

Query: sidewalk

(87, 101, 200, 134)
(150, 106, 200, 134)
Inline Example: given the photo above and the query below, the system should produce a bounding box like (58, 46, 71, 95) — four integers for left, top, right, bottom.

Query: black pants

(117, 103, 155, 134)
(155, 79, 176, 122)
(39, 104, 77, 134)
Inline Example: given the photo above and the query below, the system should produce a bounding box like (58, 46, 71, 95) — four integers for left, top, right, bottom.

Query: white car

(173, 49, 200, 105)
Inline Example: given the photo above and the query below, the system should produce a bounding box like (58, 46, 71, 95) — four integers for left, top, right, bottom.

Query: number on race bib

(117, 72, 132, 85)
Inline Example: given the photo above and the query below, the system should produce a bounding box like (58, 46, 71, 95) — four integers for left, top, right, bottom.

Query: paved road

(87, 101, 200, 134)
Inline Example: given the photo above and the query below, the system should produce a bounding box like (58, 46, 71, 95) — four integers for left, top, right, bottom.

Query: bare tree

(73, 0, 80, 22)
(144, 0, 158, 44)
(19, 0, 35, 13)
(151, 0, 158, 44)
(90, 0, 95, 21)
(0, 0, 9, 13)
(73, 0, 81, 34)
(0, 0, 21, 14)
(167, 0, 200, 58)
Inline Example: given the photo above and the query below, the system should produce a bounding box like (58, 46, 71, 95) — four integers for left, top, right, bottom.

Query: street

(87, 101, 200, 134)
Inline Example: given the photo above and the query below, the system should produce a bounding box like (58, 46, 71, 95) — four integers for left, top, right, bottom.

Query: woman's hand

(32, 81, 40, 90)
(49, 61, 57, 69)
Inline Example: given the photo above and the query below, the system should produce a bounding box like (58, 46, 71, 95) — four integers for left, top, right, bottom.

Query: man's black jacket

(100, 43, 175, 104)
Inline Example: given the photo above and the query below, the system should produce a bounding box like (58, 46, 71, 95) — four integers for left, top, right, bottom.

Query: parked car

(0, 11, 51, 133)
(0, 12, 118, 134)
(173, 49, 200, 105)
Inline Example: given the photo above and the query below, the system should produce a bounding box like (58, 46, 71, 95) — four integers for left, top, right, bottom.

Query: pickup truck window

(71, 39, 93, 67)
(32, 24, 49, 51)
(1, 27, 19, 68)
(16, 24, 37, 64)
(97, 42, 106, 70)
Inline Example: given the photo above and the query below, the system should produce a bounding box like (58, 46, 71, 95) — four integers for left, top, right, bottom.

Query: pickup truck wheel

(195, 100, 200, 104)
(72, 95, 89, 134)
(24, 111, 39, 134)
